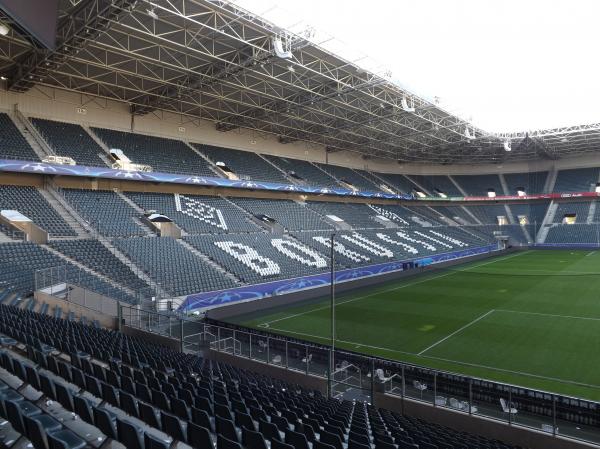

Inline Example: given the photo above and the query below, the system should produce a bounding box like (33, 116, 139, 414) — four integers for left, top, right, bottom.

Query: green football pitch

(231, 250, 600, 400)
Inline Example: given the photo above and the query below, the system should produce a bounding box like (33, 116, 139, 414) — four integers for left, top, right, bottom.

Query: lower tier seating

(0, 304, 520, 449)
(0, 242, 134, 303)
(114, 237, 237, 296)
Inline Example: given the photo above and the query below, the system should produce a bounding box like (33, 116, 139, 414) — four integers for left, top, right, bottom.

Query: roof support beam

(7, 0, 137, 92)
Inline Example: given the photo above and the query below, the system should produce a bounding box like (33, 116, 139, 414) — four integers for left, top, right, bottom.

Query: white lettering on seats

(175, 194, 228, 230)
(271, 239, 327, 268)
(396, 231, 437, 251)
(214, 241, 280, 276)
(313, 236, 370, 263)
(341, 233, 394, 258)
(413, 231, 453, 248)
(376, 233, 418, 254)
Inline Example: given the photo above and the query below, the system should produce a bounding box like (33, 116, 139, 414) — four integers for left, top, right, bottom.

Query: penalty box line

(259, 250, 528, 328)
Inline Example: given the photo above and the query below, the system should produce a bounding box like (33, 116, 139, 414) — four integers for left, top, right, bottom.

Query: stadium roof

(1, 0, 599, 165)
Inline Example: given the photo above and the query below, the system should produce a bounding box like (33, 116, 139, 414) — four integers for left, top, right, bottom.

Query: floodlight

(147, 8, 158, 19)
(503, 140, 512, 151)
(401, 96, 415, 112)
(465, 127, 475, 140)
(0, 23, 9, 36)
(273, 37, 293, 59)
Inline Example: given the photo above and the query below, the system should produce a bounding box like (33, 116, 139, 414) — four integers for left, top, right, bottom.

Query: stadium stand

(232, 198, 333, 231)
(452, 174, 504, 196)
(474, 225, 530, 245)
(429, 206, 476, 225)
(262, 155, 340, 187)
(508, 202, 549, 226)
(371, 173, 418, 195)
(553, 201, 591, 223)
(49, 239, 150, 294)
(115, 237, 237, 296)
(462, 204, 511, 224)
(503, 171, 548, 195)
(0, 185, 76, 237)
(30, 118, 109, 167)
(60, 189, 147, 237)
(125, 192, 260, 234)
(90, 127, 216, 176)
(306, 202, 385, 229)
(0, 113, 40, 161)
(313, 163, 381, 191)
(408, 175, 463, 197)
(400, 205, 444, 226)
(0, 304, 520, 449)
(545, 224, 600, 244)
(194, 144, 290, 183)
(553, 167, 600, 192)
(185, 233, 329, 284)
(0, 242, 133, 302)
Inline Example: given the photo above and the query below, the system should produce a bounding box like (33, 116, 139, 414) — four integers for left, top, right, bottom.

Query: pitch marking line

(260, 250, 528, 327)
(495, 308, 600, 322)
(417, 309, 496, 355)
(266, 324, 600, 390)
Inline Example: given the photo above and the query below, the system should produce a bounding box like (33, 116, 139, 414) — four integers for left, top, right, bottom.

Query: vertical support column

(179, 319, 184, 352)
(328, 233, 336, 398)
(117, 305, 122, 332)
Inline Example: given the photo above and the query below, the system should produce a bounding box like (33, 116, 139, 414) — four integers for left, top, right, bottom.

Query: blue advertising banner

(180, 244, 498, 312)
(0, 159, 414, 201)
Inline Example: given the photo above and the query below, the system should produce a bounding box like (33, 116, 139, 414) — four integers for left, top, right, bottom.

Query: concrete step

(113, 190, 156, 236)
(39, 186, 89, 238)
(9, 110, 52, 160)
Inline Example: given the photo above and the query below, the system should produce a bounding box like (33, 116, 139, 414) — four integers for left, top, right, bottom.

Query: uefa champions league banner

(180, 244, 498, 312)
(0, 159, 413, 201)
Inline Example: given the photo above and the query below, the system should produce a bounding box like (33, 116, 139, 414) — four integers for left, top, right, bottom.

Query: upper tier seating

(262, 155, 339, 187)
(314, 163, 381, 192)
(185, 233, 330, 284)
(115, 237, 237, 296)
(0, 305, 520, 449)
(503, 171, 548, 195)
(31, 118, 109, 167)
(554, 202, 591, 223)
(194, 144, 289, 183)
(375, 173, 419, 194)
(0, 242, 133, 302)
(0, 185, 76, 237)
(408, 175, 462, 197)
(60, 189, 146, 237)
(49, 239, 150, 293)
(0, 113, 40, 161)
(91, 127, 216, 176)
(453, 174, 504, 196)
(553, 167, 600, 192)
(306, 202, 384, 229)
(232, 198, 333, 231)
(125, 192, 259, 234)
(545, 224, 600, 244)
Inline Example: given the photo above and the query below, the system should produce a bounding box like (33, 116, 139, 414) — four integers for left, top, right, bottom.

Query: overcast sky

(232, 0, 599, 132)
